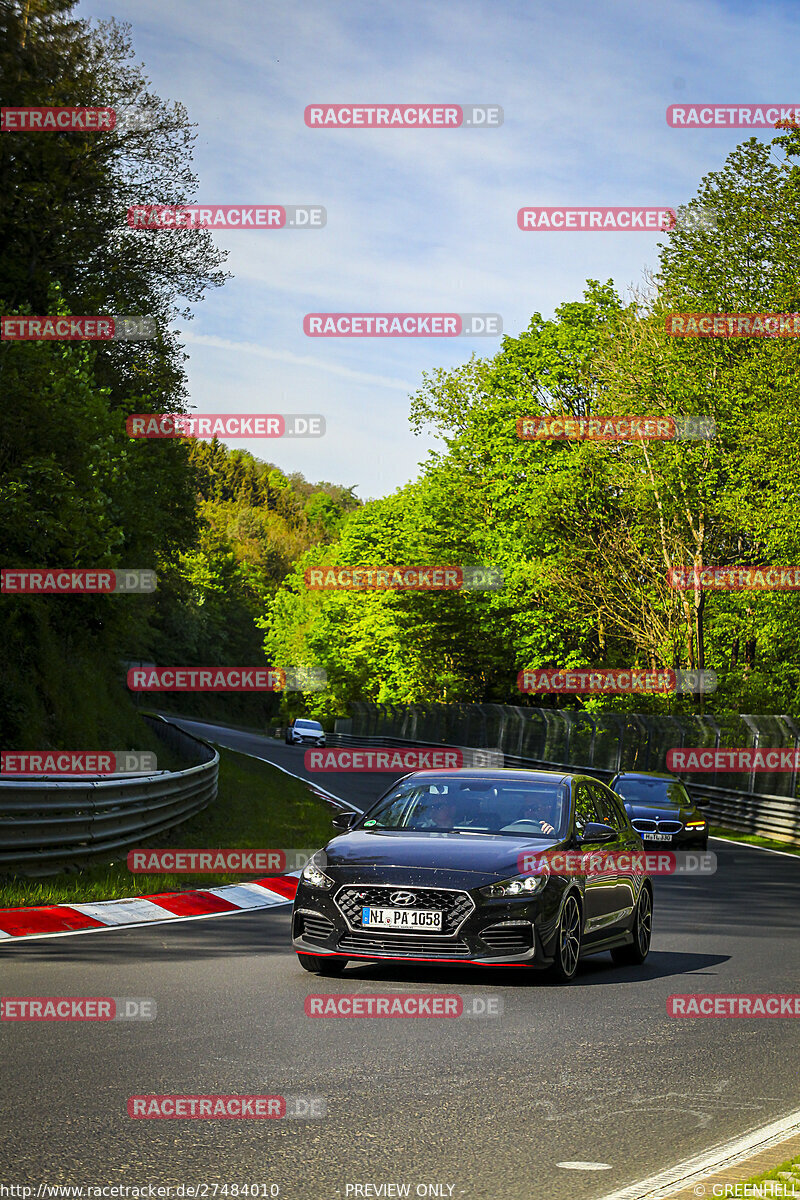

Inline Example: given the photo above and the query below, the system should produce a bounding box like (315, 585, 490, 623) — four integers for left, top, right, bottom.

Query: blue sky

(77, 0, 800, 498)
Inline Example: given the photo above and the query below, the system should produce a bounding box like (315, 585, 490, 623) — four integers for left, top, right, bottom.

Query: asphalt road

(2, 717, 799, 1200)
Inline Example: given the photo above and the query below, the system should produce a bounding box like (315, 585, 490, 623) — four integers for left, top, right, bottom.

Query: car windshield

(359, 777, 569, 837)
(613, 777, 691, 807)
(296, 721, 322, 731)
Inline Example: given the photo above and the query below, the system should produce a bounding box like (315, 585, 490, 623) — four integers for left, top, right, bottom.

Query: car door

(572, 780, 617, 942)
(590, 782, 637, 933)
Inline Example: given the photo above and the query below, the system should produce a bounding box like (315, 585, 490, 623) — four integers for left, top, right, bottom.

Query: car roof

(401, 768, 575, 784)
(612, 771, 680, 781)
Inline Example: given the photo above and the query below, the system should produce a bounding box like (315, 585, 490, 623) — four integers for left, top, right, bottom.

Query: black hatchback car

(292, 769, 653, 982)
(608, 771, 709, 850)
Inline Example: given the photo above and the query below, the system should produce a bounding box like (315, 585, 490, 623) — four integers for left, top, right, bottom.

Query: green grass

(711, 826, 800, 856)
(728, 1151, 800, 1195)
(0, 746, 335, 908)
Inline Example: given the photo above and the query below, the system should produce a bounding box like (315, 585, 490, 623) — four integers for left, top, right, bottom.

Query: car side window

(590, 784, 625, 834)
(573, 783, 601, 835)
(608, 791, 633, 832)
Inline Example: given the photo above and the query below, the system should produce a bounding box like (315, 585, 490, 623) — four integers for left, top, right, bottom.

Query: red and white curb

(0, 875, 299, 944)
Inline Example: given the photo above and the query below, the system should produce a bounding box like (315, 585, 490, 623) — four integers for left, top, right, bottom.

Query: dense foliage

(4, 0, 800, 742)
(0, 0, 356, 742)
(266, 140, 800, 719)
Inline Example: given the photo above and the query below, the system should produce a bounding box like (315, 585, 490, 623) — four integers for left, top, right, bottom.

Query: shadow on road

(324, 948, 730, 988)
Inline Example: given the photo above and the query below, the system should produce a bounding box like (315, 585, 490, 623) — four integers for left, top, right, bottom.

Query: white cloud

(79, 0, 800, 492)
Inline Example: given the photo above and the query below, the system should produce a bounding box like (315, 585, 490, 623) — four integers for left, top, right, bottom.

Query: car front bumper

(291, 878, 562, 967)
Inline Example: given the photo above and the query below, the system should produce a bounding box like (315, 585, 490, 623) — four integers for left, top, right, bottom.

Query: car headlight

(479, 873, 548, 899)
(685, 819, 707, 829)
(301, 854, 334, 890)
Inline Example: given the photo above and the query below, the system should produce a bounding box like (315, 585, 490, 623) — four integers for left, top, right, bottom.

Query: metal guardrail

(333, 703, 800, 844)
(0, 715, 219, 876)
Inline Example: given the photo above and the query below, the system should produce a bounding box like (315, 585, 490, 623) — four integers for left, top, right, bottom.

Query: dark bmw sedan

(608, 771, 709, 850)
(292, 769, 653, 982)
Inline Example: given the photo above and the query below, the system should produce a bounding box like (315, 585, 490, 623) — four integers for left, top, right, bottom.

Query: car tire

(611, 886, 653, 967)
(546, 892, 582, 983)
(297, 954, 348, 976)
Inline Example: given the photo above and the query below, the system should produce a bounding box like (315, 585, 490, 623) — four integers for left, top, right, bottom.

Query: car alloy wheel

(547, 893, 581, 983)
(636, 887, 652, 957)
(611, 886, 653, 967)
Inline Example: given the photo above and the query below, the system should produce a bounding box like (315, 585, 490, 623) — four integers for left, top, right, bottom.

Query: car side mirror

(331, 811, 357, 831)
(576, 821, 616, 845)
(693, 796, 710, 808)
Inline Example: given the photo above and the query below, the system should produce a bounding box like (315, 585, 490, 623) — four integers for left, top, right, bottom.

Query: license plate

(642, 832, 672, 842)
(362, 906, 443, 931)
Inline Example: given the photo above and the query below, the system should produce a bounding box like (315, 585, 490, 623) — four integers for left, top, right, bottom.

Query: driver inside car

(519, 799, 557, 836)
(417, 796, 458, 830)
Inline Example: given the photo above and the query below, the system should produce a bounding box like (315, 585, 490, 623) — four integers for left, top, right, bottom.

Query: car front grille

(480, 921, 534, 955)
(335, 886, 474, 934)
(632, 819, 684, 834)
(298, 912, 335, 944)
(338, 932, 472, 959)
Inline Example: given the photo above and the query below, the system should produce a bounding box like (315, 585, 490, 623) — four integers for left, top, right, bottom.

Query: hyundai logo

(390, 891, 416, 905)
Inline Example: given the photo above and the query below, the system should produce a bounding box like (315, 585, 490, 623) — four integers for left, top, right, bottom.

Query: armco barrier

(0, 715, 218, 875)
(332, 703, 800, 844)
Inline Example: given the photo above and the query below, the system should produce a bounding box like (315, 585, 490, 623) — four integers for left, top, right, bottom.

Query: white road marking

(595, 1106, 800, 1200)
(557, 1162, 612, 1170)
(0, 903, 292, 945)
(175, 722, 363, 812)
(205, 883, 288, 909)
(70, 898, 177, 925)
(710, 835, 800, 860)
(0, 879, 298, 944)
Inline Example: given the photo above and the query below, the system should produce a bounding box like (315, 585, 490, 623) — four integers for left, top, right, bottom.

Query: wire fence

(334, 702, 800, 843)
